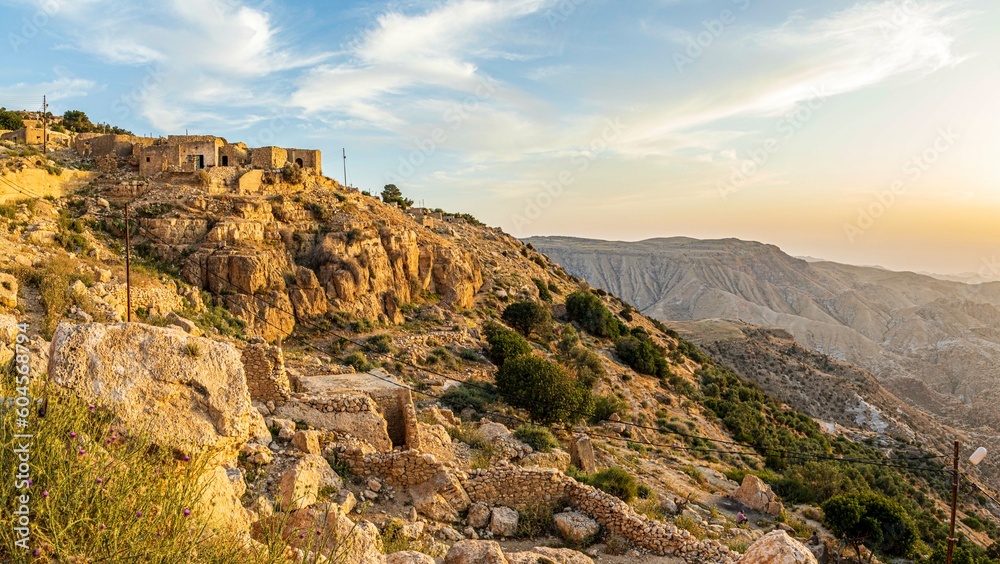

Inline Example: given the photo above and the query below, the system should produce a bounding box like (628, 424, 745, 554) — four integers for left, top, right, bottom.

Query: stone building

(1, 126, 45, 145)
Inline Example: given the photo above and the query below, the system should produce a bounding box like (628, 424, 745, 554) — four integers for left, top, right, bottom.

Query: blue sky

(1, 0, 998, 274)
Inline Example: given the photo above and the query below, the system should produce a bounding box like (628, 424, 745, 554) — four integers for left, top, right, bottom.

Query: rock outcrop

(278, 454, 343, 511)
(554, 510, 601, 544)
(47, 322, 268, 461)
(444, 540, 508, 564)
(739, 530, 818, 564)
(731, 474, 784, 516)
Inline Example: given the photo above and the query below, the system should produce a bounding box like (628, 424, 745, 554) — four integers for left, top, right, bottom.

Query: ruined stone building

(72, 133, 322, 177)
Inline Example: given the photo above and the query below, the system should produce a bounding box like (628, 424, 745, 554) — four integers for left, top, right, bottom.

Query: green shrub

(501, 300, 551, 337)
(532, 278, 553, 301)
(615, 331, 668, 377)
(589, 394, 627, 424)
(514, 424, 559, 453)
(565, 291, 626, 338)
(586, 467, 639, 502)
(366, 334, 393, 354)
(484, 323, 532, 366)
(495, 356, 591, 423)
(280, 163, 304, 184)
(440, 380, 499, 413)
(516, 503, 556, 538)
(344, 351, 371, 372)
(822, 492, 917, 558)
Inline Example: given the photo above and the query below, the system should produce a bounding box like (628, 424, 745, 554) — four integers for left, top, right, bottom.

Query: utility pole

(42, 95, 47, 154)
(342, 148, 347, 187)
(947, 440, 960, 564)
(124, 203, 132, 322)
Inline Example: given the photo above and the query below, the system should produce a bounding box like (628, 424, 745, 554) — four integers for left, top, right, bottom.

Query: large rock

(47, 322, 268, 461)
(386, 550, 435, 564)
(731, 474, 784, 516)
(278, 454, 343, 511)
(569, 434, 596, 474)
(0, 272, 18, 308)
(488, 506, 519, 538)
(283, 507, 384, 562)
(507, 547, 593, 564)
(554, 510, 600, 544)
(739, 530, 818, 564)
(196, 465, 252, 537)
(444, 540, 508, 564)
(466, 502, 491, 529)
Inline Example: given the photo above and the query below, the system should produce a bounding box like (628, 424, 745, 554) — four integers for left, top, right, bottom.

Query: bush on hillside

(581, 467, 640, 502)
(495, 355, 591, 423)
(823, 492, 917, 558)
(484, 322, 532, 366)
(514, 423, 559, 453)
(440, 380, 499, 413)
(501, 300, 551, 337)
(565, 291, 626, 338)
(615, 328, 669, 377)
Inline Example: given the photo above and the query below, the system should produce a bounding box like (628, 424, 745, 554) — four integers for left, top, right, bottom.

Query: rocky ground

(0, 148, 969, 562)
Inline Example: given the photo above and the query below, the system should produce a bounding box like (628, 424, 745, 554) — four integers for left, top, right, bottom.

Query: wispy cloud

(621, 0, 972, 154)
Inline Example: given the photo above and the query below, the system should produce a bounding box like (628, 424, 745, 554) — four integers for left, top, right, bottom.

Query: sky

(1, 0, 998, 275)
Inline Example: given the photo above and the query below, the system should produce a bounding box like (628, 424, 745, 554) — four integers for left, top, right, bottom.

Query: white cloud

(0, 72, 95, 102)
(622, 0, 972, 154)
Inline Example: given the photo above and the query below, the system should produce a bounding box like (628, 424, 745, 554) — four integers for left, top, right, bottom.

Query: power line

(0, 171, 949, 472)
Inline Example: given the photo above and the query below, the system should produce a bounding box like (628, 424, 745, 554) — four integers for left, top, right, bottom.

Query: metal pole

(947, 439, 960, 564)
(124, 203, 132, 322)
(42, 95, 47, 155)
(342, 148, 347, 187)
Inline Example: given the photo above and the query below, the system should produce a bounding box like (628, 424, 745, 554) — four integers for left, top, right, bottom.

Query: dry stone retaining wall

(241, 341, 291, 404)
(461, 466, 739, 564)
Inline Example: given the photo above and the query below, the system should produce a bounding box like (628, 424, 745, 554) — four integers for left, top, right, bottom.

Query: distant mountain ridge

(524, 236, 1000, 438)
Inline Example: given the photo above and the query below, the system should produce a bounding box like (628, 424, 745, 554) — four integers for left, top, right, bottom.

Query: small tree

(0, 108, 24, 131)
(381, 184, 413, 209)
(565, 290, 626, 339)
(501, 301, 551, 337)
(495, 355, 590, 423)
(822, 492, 917, 561)
(61, 109, 96, 132)
(485, 324, 532, 366)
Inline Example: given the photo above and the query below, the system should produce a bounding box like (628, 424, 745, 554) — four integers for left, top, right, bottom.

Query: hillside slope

(525, 236, 1000, 425)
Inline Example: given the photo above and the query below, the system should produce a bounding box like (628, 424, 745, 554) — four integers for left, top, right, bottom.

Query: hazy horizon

(2, 0, 997, 276)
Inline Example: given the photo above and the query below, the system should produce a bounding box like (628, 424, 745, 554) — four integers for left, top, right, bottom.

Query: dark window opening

(295, 158, 304, 167)
(221, 155, 229, 166)
(146, 157, 151, 162)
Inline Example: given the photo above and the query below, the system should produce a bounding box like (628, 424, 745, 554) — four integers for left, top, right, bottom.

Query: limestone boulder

(554, 510, 600, 545)
(196, 465, 252, 537)
(466, 502, 491, 529)
(0, 272, 18, 308)
(731, 474, 784, 516)
(488, 506, 519, 538)
(278, 454, 343, 511)
(47, 322, 268, 461)
(283, 507, 384, 563)
(444, 540, 508, 564)
(418, 422, 457, 465)
(386, 551, 435, 564)
(569, 435, 596, 474)
(739, 530, 817, 564)
(291, 430, 321, 454)
(507, 547, 593, 564)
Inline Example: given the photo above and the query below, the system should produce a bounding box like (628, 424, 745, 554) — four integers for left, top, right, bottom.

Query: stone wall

(366, 387, 420, 449)
(0, 127, 45, 145)
(461, 465, 739, 564)
(339, 446, 444, 488)
(138, 144, 179, 176)
(251, 146, 287, 169)
(241, 341, 291, 404)
(287, 148, 322, 174)
(220, 143, 250, 167)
